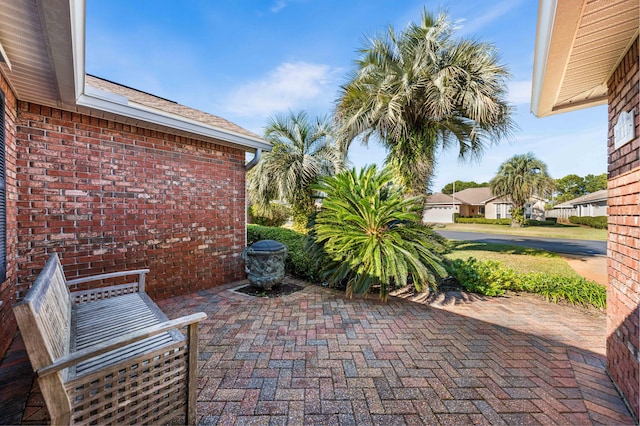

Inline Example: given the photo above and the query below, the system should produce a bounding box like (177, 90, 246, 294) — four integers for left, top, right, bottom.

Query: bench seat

(13, 254, 206, 425)
(72, 292, 182, 378)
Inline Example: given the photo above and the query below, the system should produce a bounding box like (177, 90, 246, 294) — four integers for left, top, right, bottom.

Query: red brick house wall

(0, 73, 19, 358)
(607, 36, 639, 419)
(14, 102, 247, 302)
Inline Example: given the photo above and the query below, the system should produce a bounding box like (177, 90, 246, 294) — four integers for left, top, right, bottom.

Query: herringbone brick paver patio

(156, 282, 633, 425)
(8, 281, 635, 425)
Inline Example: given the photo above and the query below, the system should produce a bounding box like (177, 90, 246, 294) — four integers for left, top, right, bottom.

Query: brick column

(0, 73, 19, 359)
(606, 36, 640, 419)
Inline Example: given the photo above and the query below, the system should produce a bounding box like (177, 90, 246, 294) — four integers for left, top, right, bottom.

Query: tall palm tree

(335, 9, 514, 196)
(490, 153, 555, 227)
(247, 111, 345, 228)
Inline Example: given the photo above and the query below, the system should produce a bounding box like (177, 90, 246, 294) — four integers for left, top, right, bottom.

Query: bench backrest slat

(13, 253, 72, 371)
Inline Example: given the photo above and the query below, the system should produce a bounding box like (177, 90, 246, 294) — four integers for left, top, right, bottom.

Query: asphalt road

(436, 230, 607, 257)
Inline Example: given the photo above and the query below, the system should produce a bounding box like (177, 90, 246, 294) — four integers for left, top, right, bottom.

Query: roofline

(531, 0, 638, 117)
(425, 201, 462, 206)
(530, 0, 609, 117)
(78, 86, 271, 151)
(570, 195, 608, 205)
(531, 0, 557, 117)
(68, 0, 269, 152)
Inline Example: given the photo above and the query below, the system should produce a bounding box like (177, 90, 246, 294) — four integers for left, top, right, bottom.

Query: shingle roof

(86, 75, 262, 140)
(425, 193, 458, 205)
(553, 189, 608, 208)
(453, 187, 495, 205)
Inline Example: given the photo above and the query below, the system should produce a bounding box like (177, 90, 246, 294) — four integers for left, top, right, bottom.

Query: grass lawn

(445, 241, 581, 277)
(441, 222, 607, 241)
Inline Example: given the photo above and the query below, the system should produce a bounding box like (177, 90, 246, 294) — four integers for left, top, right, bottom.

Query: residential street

(436, 230, 607, 257)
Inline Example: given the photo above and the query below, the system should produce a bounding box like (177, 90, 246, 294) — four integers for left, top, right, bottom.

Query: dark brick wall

(0, 72, 19, 359)
(14, 102, 247, 302)
(606, 36, 640, 419)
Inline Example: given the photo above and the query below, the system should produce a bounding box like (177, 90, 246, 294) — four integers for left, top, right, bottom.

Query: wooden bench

(13, 253, 206, 425)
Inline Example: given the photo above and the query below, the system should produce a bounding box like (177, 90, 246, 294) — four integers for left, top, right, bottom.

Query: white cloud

(457, 0, 523, 35)
(224, 62, 340, 117)
(271, 0, 287, 12)
(508, 80, 532, 105)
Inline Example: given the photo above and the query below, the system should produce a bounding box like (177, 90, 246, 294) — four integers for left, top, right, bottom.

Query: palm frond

(335, 8, 515, 195)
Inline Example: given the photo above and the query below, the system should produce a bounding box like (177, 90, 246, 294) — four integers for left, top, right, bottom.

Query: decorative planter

(242, 240, 288, 290)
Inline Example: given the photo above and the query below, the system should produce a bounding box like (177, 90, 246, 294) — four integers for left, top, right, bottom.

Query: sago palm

(335, 9, 514, 195)
(490, 153, 555, 227)
(308, 165, 447, 301)
(247, 111, 345, 228)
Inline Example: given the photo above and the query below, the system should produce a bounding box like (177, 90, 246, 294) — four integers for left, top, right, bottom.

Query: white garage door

(423, 206, 455, 223)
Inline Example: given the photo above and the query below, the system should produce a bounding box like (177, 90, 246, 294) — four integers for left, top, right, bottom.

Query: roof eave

(77, 91, 271, 151)
(530, 0, 600, 117)
(531, 0, 639, 118)
(531, 0, 558, 117)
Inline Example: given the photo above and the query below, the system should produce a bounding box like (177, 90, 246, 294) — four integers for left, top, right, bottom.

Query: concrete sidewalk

(6, 281, 634, 425)
(563, 255, 608, 286)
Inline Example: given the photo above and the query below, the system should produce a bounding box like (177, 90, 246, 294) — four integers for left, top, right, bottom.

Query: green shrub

(568, 216, 607, 229)
(455, 217, 512, 225)
(445, 259, 511, 296)
(308, 166, 447, 301)
(525, 219, 558, 226)
(517, 273, 606, 307)
(446, 257, 606, 309)
(247, 224, 319, 281)
(455, 217, 558, 226)
(248, 203, 292, 227)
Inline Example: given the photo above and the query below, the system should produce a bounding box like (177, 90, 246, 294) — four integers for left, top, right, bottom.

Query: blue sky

(86, 1, 608, 193)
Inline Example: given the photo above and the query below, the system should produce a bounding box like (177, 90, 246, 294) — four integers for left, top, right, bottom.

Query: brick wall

(15, 102, 247, 301)
(606, 36, 639, 419)
(0, 72, 19, 359)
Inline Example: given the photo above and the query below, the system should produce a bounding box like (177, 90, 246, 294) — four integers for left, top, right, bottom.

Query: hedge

(455, 217, 512, 225)
(526, 219, 559, 226)
(454, 217, 557, 226)
(568, 216, 607, 229)
(247, 224, 320, 281)
(248, 203, 292, 227)
(446, 257, 606, 309)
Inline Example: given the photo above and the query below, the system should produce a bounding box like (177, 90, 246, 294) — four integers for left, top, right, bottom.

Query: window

(0, 90, 6, 281)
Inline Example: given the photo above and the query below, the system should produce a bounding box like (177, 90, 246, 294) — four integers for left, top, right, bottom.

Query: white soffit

(532, 0, 639, 117)
(0, 0, 73, 106)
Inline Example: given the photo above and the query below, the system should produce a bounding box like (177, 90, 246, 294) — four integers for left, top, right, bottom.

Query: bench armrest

(67, 269, 150, 292)
(37, 312, 207, 377)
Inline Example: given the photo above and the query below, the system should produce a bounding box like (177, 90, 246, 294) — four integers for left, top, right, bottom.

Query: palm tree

(247, 111, 345, 228)
(490, 153, 555, 227)
(307, 165, 447, 301)
(335, 9, 514, 196)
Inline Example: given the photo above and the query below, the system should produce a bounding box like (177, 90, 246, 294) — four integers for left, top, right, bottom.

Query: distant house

(423, 187, 546, 223)
(546, 190, 608, 221)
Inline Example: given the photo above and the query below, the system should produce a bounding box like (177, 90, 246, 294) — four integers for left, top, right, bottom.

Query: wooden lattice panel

(67, 343, 189, 425)
(70, 283, 142, 304)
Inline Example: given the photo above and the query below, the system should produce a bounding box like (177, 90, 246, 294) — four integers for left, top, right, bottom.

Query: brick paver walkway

(7, 281, 635, 425)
